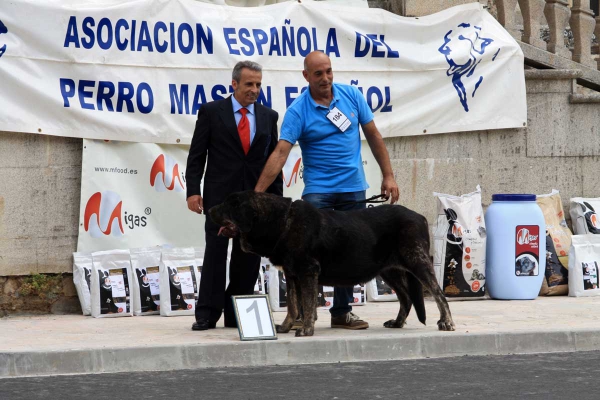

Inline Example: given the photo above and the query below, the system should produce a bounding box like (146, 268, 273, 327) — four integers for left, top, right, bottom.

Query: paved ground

(2, 296, 600, 378)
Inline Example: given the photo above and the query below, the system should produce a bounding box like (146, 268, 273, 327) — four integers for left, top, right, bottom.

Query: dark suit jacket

(186, 96, 283, 211)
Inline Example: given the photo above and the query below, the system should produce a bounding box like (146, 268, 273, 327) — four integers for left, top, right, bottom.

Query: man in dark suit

(186, 61, 283, 331)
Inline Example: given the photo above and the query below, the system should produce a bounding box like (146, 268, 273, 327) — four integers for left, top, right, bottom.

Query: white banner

(1, 1, 526, 143)
(77, 139, 381, 252)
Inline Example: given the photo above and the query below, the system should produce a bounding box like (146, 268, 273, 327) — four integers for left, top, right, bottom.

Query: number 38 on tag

(326, 107, 351, 132)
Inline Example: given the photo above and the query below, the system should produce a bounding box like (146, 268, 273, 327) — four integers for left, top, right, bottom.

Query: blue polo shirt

(280, 83, 374, 195)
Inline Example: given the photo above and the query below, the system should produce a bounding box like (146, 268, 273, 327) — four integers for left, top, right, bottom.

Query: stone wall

(0, 133, 82, 276)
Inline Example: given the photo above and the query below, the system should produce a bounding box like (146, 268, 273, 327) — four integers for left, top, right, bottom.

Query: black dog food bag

(90, 249, 133, 318)
(433, 186, 487, 298)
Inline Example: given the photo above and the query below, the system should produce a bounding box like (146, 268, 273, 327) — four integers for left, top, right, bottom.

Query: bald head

(302, 51, 334, 102)
(303, 51, 331, 72)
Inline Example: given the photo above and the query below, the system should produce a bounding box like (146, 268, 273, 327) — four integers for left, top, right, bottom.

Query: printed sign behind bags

(159, 247, 199, 316)
(73, 252, 93, 316)
(568, 235, 600, 297)
(130, 247, 162, 316)
(433, 186, 487, 297)
(536, 190, 571, 296)
(366, 277, 397, 301)
(569, 198, 600, 235)
(90, 249, 133, 318)
(266, 265, 287, 312)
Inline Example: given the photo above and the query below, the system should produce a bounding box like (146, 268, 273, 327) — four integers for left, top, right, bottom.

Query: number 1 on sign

(246, 300, 263, 335)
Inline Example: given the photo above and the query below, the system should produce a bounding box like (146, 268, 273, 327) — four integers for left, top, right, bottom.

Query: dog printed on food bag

(209, 191, 455, 337)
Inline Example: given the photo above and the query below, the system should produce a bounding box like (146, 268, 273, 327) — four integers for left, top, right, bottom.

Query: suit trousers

(195, 215, 261, 325)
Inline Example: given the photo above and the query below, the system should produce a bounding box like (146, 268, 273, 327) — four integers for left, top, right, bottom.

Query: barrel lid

(492, 194, 536, 201)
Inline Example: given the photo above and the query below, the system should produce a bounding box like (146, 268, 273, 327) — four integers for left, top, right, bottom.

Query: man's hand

(187, 195, 204, 214)
(381, 175, 400, 204)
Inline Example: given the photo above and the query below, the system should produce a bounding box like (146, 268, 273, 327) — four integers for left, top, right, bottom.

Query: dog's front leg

(276, 276, 299, 333)
(296, 273, 319, 337)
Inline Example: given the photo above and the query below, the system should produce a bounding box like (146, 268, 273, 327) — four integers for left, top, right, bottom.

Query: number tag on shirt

(326, 107, 351, 132)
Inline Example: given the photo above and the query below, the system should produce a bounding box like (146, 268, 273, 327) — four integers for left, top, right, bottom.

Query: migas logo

(84, 191, 124, 238)
(150, 154, 185, 192)
(282, 148, 303, 188)
(517, 228, 538, 245)
(84, 191, 149, 237)
(0, 20, 8, 59)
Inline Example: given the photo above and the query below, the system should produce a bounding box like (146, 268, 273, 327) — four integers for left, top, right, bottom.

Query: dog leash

(317, 194, 389, 209)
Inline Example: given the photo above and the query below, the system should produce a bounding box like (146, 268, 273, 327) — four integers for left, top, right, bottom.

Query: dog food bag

(130, 247, 162, 316)
(318, 285, 335, 309)
(570, 198, 600, 235)
(353, 284, 366, 305)
(73, 252, 93, 316)
(159, 247, 199, 316)
(90, 249, 133, 318)
(433, 185, 486, 297)
(366, 277, 396, 302)
(568, 235, 600, 297)
(267, 265, 287, 312)
(254, 258, 269, 295)
(536, 190, 571, 296)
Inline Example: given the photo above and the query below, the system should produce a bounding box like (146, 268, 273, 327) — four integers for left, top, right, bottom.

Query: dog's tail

(408, 273, 426, 325)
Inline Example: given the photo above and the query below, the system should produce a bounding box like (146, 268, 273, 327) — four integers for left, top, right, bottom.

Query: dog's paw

(294, 327, 314, 337)
(275, 324, 292, 333)
(383, 319, 406, 328)
(437, 319, 456, 331)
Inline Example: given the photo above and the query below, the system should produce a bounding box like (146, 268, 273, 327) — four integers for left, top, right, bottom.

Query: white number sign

(232, 295, 277, 341)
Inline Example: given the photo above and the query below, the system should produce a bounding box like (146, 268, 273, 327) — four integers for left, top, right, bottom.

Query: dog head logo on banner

(150, 154, 185, 192)
(438, 23, 496, 112)
(84, 191, 125, 238)
(0, 20, 7, 58)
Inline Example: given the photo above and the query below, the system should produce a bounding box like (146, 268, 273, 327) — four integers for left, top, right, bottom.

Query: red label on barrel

(515, 225, 540, 276)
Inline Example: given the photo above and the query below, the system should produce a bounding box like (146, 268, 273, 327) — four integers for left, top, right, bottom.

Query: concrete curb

(2, 328, 599, 378)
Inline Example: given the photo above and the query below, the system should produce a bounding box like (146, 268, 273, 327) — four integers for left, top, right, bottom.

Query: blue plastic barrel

(485, 194, 546, 299)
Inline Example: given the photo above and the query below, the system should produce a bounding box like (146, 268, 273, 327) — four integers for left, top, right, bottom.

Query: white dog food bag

(73, 252, 93, 316)
(318, 285, 334, 309)
(366, 277, 397, 302)
(568, 235, 600, 297)
(159, 247, 199, 316)
(267, 264, 287, 312)
(130, 247, 162, 316)
(90, 249, 133, 318)
(254, 258, 269, 295)
(352, 284, 366, 305)
(569, 197, 600, 235)
(433, 185, 487, 298)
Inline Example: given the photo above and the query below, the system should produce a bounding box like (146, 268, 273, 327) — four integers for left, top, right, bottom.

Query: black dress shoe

(192, 319, 216, 331)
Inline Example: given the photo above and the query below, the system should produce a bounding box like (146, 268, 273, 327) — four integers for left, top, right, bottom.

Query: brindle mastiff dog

(209, 191, 455, 337)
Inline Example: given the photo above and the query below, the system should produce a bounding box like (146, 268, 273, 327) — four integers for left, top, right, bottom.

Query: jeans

(302, 191, 366, 317)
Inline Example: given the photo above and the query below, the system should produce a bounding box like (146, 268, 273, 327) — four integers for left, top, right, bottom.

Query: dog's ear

(236, 199, 256, 233)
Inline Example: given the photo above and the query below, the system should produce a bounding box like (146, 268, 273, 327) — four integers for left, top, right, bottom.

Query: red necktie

(238, 108, 250, 155)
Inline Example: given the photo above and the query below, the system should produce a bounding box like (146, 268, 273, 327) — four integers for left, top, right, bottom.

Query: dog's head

(209, 191, 262, 238)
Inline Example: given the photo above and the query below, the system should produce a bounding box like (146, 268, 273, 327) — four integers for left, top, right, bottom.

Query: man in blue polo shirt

(255, 51, 399, 330)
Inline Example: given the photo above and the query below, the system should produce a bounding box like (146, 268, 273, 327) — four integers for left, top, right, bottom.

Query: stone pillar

(544, 0, 572, 58)
(497, 0, 522, 40)
(519, 0, 548, 48)
(570, 0, 597, 67)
